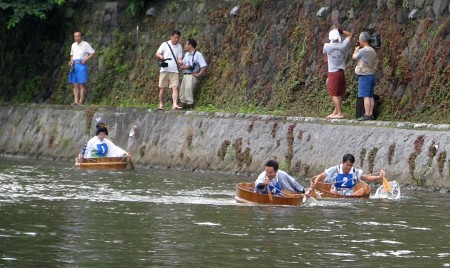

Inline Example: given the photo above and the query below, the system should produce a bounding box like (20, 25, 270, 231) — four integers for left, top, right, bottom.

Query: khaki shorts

(159, 72, 179, 88)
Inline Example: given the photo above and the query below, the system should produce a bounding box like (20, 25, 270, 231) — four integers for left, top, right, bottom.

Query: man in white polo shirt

(68, 31, 95, 105)
(155, 30, 183, 110)
(179, 38, 207, 109)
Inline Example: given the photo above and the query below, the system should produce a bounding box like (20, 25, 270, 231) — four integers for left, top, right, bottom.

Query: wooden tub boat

(75, 157, 130, 170)
(235, 182, 304, 206)
(311, 179, 371, 199)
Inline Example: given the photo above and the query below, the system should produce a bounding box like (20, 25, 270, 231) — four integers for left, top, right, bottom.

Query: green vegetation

(0, 0, 65, 29)
(60, 138, 72, 149)
(126, 0, 145, 17)
(0, 0, 449, 124)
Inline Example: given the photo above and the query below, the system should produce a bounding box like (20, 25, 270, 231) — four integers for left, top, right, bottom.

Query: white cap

(329, 29, 341, 43)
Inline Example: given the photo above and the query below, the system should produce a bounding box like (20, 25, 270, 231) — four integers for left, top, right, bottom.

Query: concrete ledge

(1, 105, 449, 190)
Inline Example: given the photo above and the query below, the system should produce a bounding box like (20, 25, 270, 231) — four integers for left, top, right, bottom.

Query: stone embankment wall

(2, 0, 449, 123)
(1, 105, 449, 190)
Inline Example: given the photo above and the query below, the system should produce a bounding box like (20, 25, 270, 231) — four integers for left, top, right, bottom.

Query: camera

(357, 32, 381, 49)
(369, 33, 381, 49)
(189, 61, 200, 73)
(158, 58, 171, 68)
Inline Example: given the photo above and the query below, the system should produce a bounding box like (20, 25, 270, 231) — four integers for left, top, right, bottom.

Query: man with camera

(323, 28, 352, 119)
(155, 30, 183, 110)
(179, 38, 207, 109)
(352, 32, 377, 121)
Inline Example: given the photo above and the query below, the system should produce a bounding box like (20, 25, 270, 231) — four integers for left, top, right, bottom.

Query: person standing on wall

(352, 32, 377, 121)
(323, 28, 352, 119)
(68, 31, 95, 106)
(155, 30, 183, 110)
(179, 38, 207, 109)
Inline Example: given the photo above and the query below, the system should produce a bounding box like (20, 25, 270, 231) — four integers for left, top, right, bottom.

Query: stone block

(409, 9, 419, 18)
(103, 2, 117, 13)
(230, 5, 239, 17)
(146, 7, 156, 17)
(103, 14, 111, 24)
(65, 8, 75, 18)
(317, 6, 330, 17)
(348, 8, 355, 19)
(331, 9, 340, 25)
(425, 5, 435, 18)
(433, 0, 449, 16)
(378, 0, 387, 9)
(415, 0, 426, 8)
(304, 0, 316, 15)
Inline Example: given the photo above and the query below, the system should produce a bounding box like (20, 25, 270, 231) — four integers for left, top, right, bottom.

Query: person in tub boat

(255, 160, 306, 196)
(310, 153, 385, 196)
(79, 122, 130, 160)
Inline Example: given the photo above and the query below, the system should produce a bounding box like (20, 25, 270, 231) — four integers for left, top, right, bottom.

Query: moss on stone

(368, 147, 379, 174)
(388, 143, 396, 165)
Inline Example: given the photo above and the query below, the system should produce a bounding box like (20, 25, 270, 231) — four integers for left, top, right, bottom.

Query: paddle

(382, 176, 391, 193)
(302, 176, 319, 205)
(379, 160, 390, 193)
(266, 185, 273, 203)
(281, 188, 317, 206)
(129, 156, 136, 170)
(78, 156, 83, 168)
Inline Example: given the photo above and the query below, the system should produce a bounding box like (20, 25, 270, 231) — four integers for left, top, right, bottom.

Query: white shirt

(83, 136, 126, 158)
(157, 40, 183, 73)
(70, 41, 95, 60)
(324, 164, 363, 184)
(182, 50, 207, 74)
(255, 171, 279, 187)
(323, 38, 350, 72)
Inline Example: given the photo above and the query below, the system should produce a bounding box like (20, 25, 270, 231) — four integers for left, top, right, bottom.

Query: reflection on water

(0, 158, 449, 267)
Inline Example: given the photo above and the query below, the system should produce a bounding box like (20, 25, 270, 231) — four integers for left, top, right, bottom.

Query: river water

(0, 158, 449, 267)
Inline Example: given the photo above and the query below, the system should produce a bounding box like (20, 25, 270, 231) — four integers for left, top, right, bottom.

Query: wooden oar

(283, 189, 317, 205)
(382, 176, 391, 193)
(303, 176, 318, 202)
(128, 156, 136, 170)
(266, 185, 273, 203)
(78, 157, 83, 168)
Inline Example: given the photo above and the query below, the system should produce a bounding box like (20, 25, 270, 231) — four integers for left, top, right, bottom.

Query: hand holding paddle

(377, 169, 390, 193)
(127, 152, 135, 170)
(264, 176, 273, 203)
(382, 176, 391, 193)
(266, 185, 273, 203)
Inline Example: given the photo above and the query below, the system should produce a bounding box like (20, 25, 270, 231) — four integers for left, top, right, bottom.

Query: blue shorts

(68, 60, 88, 84)
(358, 75, 375, 97)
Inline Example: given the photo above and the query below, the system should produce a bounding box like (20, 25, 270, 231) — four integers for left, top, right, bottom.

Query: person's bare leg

(364, 97, 372, 116)
(159, 87, 165, 109)
(369, 97, 375, 116)
(330, 96, 343, 118)
(79, 84, 85, 105)
(73, 83, 79, 104)
(172, 86, 181, 109)
(352, 188, 365, 196)
(327, 98, 337, 118)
